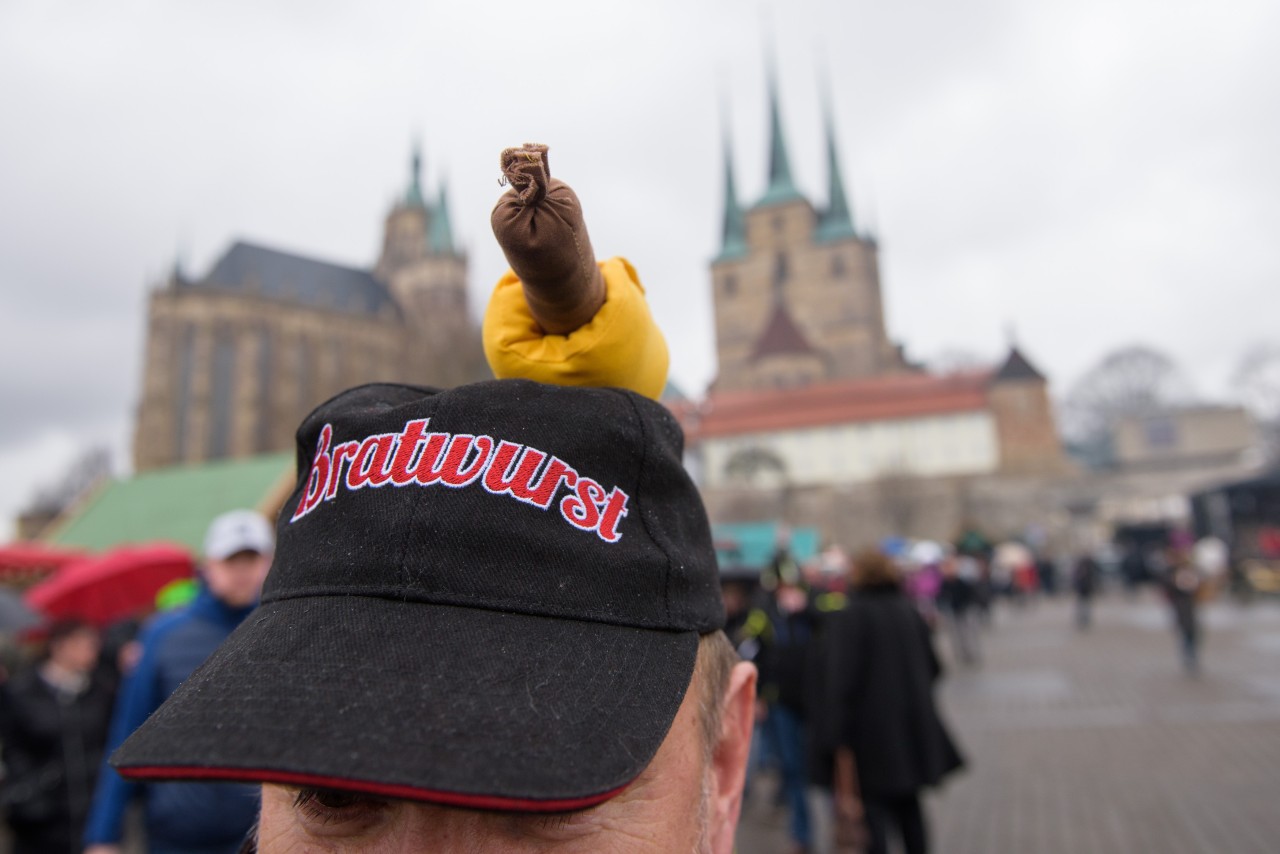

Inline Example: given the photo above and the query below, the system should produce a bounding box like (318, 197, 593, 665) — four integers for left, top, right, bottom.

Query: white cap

(204, 510, 275, 561)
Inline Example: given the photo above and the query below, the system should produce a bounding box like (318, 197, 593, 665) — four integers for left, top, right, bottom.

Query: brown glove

(490, 143, 606, 335)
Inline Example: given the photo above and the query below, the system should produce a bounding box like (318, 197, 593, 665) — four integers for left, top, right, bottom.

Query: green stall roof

(48, 453, 294, 554)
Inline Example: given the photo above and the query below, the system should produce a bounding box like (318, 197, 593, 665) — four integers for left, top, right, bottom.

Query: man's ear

(708, 661, 757, 854)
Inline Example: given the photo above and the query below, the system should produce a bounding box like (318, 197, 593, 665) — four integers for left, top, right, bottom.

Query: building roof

(689, 370, 993, 439)
(189, 241, 400, 318)
(46, 453, 294, 553)
(993, 346, 1046, 382)
(751, 299, 818, 360)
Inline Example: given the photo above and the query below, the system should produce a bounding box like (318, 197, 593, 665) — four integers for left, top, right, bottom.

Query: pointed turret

(429, 180, 456, 255)
(403, 142, 427, 209)
(717, 129, 748, 261)
(756, 61, 803, 207)
(993, 346, 1046, 383)
(816, 99, 856, 242)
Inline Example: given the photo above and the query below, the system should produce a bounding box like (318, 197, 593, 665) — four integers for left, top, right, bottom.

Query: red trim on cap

(118, 765, 629, 813)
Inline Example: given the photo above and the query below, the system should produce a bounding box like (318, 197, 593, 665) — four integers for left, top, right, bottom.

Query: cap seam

(610, 388, 672, 625)
(258, 587, 697, 633)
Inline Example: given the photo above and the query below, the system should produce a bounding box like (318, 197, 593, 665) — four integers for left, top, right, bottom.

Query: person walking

(937, 556, 980, 665)
(1163, 548, 1205, 675)
(823, 550, 964, 854)
(0, 620, 113, 854)
(1073, 552, 1100, 630)
(754, 574, 818, 854)
(82, 510, 273, 854)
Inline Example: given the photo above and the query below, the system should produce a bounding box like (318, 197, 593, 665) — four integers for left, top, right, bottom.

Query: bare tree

(22, 446, 114, 518)
(875, 470, 924, 536)
(1233, 342, 1280, 462)
(1060, 345, 1196, 445)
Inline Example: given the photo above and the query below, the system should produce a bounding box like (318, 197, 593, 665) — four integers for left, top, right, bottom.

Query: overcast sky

(2, 0, 1277, 538)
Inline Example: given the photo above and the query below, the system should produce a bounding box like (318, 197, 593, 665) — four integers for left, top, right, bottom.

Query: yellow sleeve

(482, 256, 669, 400)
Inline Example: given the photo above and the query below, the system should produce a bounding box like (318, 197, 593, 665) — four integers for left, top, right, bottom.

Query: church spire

(403, 140, 426, 209)
(816, 93, 856, 242)
(757, 56, 803, 207)
(717, 120, 748, 261)
(429, 179, 456, 255)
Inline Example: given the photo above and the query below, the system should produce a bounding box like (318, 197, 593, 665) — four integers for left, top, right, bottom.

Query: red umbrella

(0, 542, 90, 586)
(25, 543, 195, 626)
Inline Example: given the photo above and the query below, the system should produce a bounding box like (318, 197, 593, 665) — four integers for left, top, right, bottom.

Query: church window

(832, 253, 846, 278)
(773, 253, 788, 293)
(254, 327, 274, 453)
(173, 323, 197, 460)
(723, 274, 737, 297)
(297, 336, 315, 417)
(207, 330, 238, 459)
(1144, 416, 1178, 449)
(773, 215, 785, 234)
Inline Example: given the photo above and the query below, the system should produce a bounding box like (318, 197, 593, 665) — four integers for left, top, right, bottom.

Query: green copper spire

(717, 127, 748, 261)
(816, 98, 856, 242)
(757, 59, 803, 208)
(429, 180, 455, 255)
(404, 141, 426, 209)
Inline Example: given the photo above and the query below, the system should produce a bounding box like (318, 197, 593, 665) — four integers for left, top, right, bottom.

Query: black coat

(755, 600, 820, 715)
(0, 666, 114, 850)
(821, 586, 964, 797)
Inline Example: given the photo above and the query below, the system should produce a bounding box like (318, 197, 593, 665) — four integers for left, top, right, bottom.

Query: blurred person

(937, 556, 980, 666)
(97, 381, 758, 853)
(1120, 545, 1147, 597)
(822, 550, 963, 854)
(1072, 552, 1100, 631)
(1012, 557, 1039, 606)
(1035, 554, 1057, 596)
(1163, 548, 1205, 675)
(753, 572, 819, 854)
(720, 570, 760, 655)
(83, 510, 273, 854)
(801, 572, 852, 854)
(904, 561, 942, 626)
(1192, 535, 1229, 594)
(1, 620, 113, 854)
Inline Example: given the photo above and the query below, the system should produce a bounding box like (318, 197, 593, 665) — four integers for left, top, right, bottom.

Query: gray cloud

(1, 0, 1277, 534)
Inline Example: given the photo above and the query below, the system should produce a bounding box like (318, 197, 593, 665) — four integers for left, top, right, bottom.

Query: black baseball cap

(112, 380, 724, 811)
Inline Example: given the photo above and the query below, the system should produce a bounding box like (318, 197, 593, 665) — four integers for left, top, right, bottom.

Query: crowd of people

(726, 547, 966, 854)
(725, 531, 1229, 853)
(0, 510, 274, 854)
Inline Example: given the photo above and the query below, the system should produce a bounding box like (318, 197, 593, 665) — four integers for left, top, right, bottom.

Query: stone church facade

(709, 76, 909, 393)
(685, 72, 1072, 545)
(133, 148, 485, 472)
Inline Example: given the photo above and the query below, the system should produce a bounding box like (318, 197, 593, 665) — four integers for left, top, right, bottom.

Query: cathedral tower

(374, 144, 479, 387)
(710, 68, 907, 393)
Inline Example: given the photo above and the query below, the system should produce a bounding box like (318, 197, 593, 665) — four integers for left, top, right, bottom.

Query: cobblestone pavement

(737, 590, 1280, 853)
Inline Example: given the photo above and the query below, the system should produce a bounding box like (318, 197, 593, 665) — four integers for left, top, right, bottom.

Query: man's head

(202, 509, 274, 608)
(255, 631, 754, 853)
(113, 381, 756, 852)
(45, 618, 100, 674)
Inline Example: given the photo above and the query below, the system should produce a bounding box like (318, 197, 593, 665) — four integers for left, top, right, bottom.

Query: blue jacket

(83, 586, 259, 852)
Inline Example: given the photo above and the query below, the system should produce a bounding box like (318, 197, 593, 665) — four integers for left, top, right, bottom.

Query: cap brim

(112, 596, 697, 811)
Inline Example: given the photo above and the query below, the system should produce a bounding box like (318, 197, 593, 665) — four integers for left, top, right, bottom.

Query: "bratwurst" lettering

(290, 419, 630, 543)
